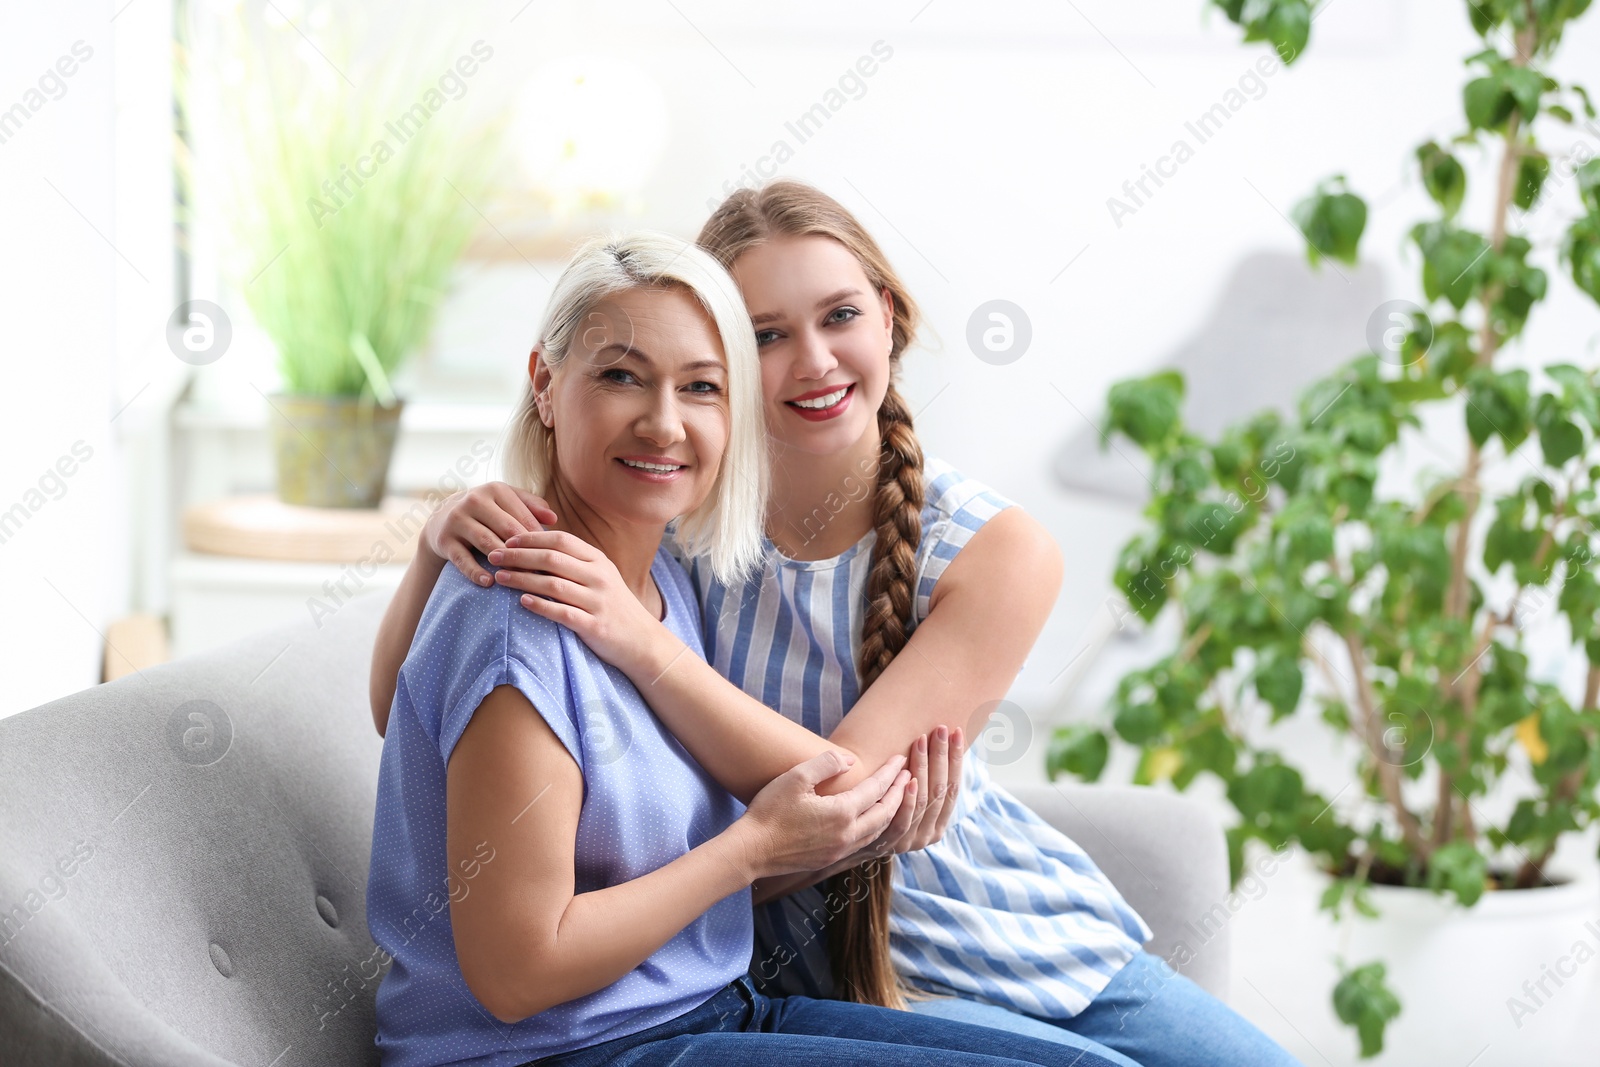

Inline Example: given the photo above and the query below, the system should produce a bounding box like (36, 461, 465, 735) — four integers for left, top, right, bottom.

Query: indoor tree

(1049, 0, 1600, 1055)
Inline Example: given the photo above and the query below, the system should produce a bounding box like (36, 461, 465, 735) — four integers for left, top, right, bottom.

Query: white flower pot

(1338, 866, 1600, 1066)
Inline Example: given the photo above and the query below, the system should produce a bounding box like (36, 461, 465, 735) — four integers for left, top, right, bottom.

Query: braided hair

(698, 179, 926, 1010)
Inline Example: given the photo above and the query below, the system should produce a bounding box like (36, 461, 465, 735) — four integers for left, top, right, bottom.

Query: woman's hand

(837, 725, 964, 865)
(735, 750, 912, 881)
(423, 483, 558, 588)
(486, 529, 661, 672)
(749, 728, 964, 902)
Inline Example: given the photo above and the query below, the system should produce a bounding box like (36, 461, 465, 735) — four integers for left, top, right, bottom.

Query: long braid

(858, 385, 925, 689)
(825, 381, 926, 1010)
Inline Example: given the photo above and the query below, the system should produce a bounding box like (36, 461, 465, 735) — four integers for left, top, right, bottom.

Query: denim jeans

(907, 951, 1304, 1067)
(531, 972, 1133, 1067)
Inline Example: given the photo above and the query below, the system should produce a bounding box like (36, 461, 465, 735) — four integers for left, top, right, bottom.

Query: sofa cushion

(0, 594, 390, 1067)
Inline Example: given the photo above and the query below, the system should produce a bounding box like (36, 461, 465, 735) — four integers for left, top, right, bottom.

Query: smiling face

(730, 234, 895, 457)
(534, 285, 731, 529)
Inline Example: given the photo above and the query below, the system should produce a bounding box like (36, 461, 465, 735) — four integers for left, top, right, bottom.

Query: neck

(543, 476, 662, 605)
(766, 415, 884, 560)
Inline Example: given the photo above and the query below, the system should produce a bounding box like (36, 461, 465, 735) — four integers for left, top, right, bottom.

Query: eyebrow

(596, 344, 725, 373)
(749, 287, 864, 327)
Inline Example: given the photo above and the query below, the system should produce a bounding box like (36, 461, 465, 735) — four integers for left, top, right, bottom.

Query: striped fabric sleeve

(911, 467, 1017, 625)
(660, 519, 692, 569)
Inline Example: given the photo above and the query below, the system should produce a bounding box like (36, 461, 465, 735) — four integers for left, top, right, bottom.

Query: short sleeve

(439, 653, 576, 771)
(412, 565, 579, 770)
(912, 486, 1016, 624)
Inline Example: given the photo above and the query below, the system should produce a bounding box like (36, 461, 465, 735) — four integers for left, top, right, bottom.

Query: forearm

(623, 624, 862, 802)
(514, 822, 761, 1017)
(369, 541, 448, 736)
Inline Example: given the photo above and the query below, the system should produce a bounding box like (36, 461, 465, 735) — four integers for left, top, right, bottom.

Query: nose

(636, 383, 687, 447)
(790, 325, 838, 382)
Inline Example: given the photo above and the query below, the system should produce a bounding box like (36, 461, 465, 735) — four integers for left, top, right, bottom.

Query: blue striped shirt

(672, 456, 1152, 1018)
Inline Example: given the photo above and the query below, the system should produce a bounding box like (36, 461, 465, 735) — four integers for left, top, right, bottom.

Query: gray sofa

(0, 592, 1230, 1066)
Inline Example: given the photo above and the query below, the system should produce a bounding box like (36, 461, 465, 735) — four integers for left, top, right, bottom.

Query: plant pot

(1338, 866, 1600, 1066)
(268, 394, 405, 509)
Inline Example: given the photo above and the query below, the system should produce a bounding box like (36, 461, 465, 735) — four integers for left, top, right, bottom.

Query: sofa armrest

(1007, 782, 1231, 1002)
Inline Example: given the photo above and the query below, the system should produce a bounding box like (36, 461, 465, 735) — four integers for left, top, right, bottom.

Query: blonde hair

(504, 231, 768, 584)
(698, 181, 927, 1011)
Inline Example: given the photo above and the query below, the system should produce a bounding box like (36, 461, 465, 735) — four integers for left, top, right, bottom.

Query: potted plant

(1049, 0, 1600, 1058)
(218, 18, 499, 507)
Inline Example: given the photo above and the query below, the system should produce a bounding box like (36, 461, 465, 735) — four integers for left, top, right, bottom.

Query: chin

(774, 412, 875, 457)
(599, 482, 705, 527)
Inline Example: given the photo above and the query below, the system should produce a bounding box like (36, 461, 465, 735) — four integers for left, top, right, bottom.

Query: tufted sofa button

(316, 893, 339, 928)
(209, 943, 233, 978)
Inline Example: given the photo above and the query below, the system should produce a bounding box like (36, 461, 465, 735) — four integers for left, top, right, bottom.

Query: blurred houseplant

(215, 14, 499, 507)
(1050, 0, 1600, 1057)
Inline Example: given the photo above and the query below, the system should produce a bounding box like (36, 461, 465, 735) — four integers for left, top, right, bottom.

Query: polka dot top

(365, 547, 751, 1067)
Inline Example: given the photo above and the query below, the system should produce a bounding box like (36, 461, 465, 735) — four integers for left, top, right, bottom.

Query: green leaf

(1514, 152, 1550, 211)
(1426, 841, 1490, 906)
(1107, 372, 1187, 451)
(1464, 75, 1515, 130)
(1225, 824, 1252, 886)
(1546, 363, 1600, 430)
(1116, 536, 1175, 621)
(1535, 394, 1585, 466)
(1220, 0, 1313, 63)
(1503, 66, 1549, 120)
(1464, 368, 1531, 449)
(1411, 221, 1491, 309)
(1186, 723, 1239, 777)
(1350, 883, 1380, 918)
(1564, 212, 1600, 306)
(1254, 649, 1305, 722)
(1229, 759, 1305, 823)
(1293, 177, 1367, 266)
(1333, 962, 1402, 1058)
(1046, 725, 1110, 782)
(1261, 0, 1311, 61)
(1559, 563, 1600, 644)
(1425, 319, 1477, 381)
(1114, 701, 1163, 745)
(1575, 84, 1598, 121)
(1280, 497, 1335, 562)
(1466, 0, 1498, 35)
(1416, 142, 1467, 217)
(1579, 160, 1600, 215)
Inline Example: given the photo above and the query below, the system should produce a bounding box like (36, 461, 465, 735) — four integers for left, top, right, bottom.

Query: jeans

(532, 972, 1133, 1067)
(907, 951, 1304, 1067)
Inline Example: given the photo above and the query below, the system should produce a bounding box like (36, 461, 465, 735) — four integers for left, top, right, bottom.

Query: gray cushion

(0, 594, 390, 1067)
(0, 591, 1230, 1065)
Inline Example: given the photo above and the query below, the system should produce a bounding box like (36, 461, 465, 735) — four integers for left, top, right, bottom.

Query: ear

(879, 286, 896, 345)
(530, 346, 554, 426)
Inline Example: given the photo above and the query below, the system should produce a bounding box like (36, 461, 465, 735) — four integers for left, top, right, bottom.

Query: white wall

(1, 0, 177, 717)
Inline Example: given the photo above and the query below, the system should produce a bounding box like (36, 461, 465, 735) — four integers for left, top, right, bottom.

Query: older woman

(365, 231, 1123, 1067)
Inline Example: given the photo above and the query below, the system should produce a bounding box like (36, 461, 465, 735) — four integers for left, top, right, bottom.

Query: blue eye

(826, 306, 861, 324)
(754, 329, 781, 347)
(686, 381, 721, 395)
(601, 368, 638, 385)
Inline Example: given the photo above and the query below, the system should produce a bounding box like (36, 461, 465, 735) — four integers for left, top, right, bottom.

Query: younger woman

(365, 230, 1127, 1067)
